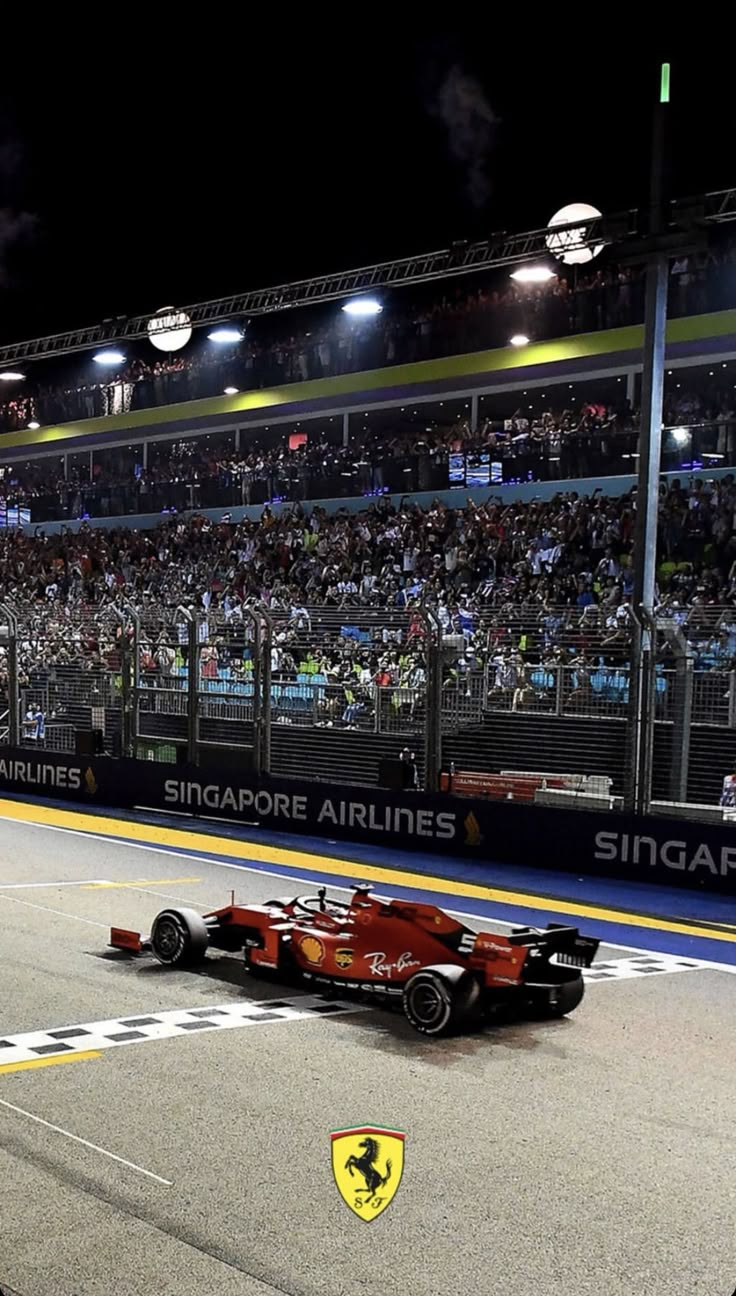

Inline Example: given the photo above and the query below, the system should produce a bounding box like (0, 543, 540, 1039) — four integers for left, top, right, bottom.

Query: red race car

(110, 885, 599, 1036)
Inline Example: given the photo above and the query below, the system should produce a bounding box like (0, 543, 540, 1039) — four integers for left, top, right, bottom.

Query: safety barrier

(0, 746, 733, 895)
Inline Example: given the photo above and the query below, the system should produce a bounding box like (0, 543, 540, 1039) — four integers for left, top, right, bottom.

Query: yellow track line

(0, 1050, 100, 1075)
(0, 796, 734, 946)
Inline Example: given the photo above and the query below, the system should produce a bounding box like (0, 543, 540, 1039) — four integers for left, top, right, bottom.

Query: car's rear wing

(506, 923, 599, 968)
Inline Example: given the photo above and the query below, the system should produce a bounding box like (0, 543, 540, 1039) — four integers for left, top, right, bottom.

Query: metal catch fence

(2, 598, 736, 813)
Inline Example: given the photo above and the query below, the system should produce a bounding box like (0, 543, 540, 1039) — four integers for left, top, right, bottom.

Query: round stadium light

(509, 334, 530, 348)
(208, 325, 244, 344)
(223, 386, 239, 395)
(0, 370, 25, 382)
(27, 420, 40, 430)
(672, 427, 690, 445)
(147, 307, 193, 353)
(510, 266, 555, 285)
(341, 298, 383, 317)
(546, 203, 604, 266)
(93, 349, 125, 366)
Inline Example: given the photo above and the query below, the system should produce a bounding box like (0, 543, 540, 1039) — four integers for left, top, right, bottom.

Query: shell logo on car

(298, 935, 325, 965)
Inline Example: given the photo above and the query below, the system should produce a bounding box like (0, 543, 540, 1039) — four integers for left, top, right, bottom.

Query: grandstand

(0, 202, 735, 535)
(0, 194, 735, 820)
(0, 475, 734, 810)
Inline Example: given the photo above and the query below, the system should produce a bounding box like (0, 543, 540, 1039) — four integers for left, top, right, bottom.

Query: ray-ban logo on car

(364, 951, 421, 978)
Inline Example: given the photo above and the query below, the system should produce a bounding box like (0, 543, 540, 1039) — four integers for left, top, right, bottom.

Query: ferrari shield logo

(331, 1126, 405, 1220)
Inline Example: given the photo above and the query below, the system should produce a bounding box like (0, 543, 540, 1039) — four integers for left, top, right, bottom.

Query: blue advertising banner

(0, 747, 734, 894)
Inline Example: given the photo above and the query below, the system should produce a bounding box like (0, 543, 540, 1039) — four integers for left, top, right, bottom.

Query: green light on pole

(660, 62, 670, 103)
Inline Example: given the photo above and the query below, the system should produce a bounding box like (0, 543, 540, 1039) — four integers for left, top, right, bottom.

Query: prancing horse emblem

(330, 1126, 405, 1220)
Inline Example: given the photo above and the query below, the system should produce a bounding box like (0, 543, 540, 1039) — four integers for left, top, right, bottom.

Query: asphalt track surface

(0, 802, 735, 1296)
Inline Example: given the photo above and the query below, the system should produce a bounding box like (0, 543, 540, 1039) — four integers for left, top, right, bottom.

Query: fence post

(249, 608, 262, 774)
(624, 606, 657, 815)
(656, 617, 695, 805)
(555, 664, 564, 715)
(0, 605, 19, 746)
(255, 603, 272, 776)
(116, 603, 138, 758)
(120, 626, 133, 758)
(176, 606, 199, 766)
(189, 614, 201, 766)
(421, 609, 442, 793)
(670, 656, 693, 803)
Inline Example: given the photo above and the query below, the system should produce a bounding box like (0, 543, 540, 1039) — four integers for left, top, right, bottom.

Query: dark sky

(0, 33, 731, 345)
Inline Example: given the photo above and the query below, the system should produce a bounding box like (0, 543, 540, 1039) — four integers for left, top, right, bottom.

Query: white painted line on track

(0, 893, 108, 928)
(0, 1096, 173, 1185)
(1, 812, 735, 971)
(0, 880, 106, 889)
(95, 884, 207, 906)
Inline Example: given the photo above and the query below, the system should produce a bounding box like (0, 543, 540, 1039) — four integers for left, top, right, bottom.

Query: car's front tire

(402, 966, 480, 1036)
(151, 907, 209, 968)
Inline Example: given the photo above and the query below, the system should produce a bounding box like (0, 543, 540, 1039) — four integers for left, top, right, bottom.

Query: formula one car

(109, 885, 599, 1036)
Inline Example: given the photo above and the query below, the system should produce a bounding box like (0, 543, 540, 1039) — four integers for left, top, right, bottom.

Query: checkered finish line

(583, 953, 703, 982)
(0, 994, 368, 1068)
(0, 957, 705, 1068)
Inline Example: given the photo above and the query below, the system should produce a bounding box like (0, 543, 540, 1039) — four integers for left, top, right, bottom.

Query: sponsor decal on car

(363, 951, 421, 978)
(331, 1127, 405, 1220)
(298, 935, 325, 965)
(335, 948, 354, 970)
(476, 937, 512, 956)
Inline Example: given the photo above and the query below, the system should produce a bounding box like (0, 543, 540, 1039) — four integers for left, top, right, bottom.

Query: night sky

(0, 34, 731, 345)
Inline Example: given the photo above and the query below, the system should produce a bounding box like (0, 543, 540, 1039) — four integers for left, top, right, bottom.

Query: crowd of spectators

(1, 476, 735, 646)
(1, 244, 733, 436)
(4, 472, 736, 743)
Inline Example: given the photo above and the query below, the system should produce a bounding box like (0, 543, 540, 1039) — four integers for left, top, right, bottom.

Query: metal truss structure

(1, 189, 736, 370)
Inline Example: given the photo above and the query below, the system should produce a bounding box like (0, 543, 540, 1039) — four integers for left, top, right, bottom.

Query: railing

(5, 598, 736, 811)
(11, 420, 736, 526)
(0, 253, 734, 437)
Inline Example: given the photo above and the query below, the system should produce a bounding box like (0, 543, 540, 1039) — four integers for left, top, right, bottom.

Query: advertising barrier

(0, 747, 735, 895)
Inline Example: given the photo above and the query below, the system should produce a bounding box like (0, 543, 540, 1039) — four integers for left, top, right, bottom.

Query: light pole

(624, 62, 672, 815)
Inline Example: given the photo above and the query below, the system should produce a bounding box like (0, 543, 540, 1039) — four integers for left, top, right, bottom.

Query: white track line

(0, 1096, 172, 1185)
(0, 893, 108, 929)
(1, 813, 735, 971)
(0, 880, 106, 890)
(100, 884, 209, 906)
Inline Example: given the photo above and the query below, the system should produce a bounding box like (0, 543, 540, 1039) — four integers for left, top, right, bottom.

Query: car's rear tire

(151, 908, 209, 968)
(402, 967, 480, 1037)
(525, 973, 585, 1018)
